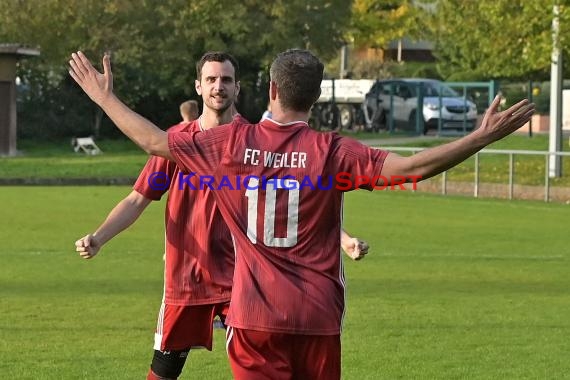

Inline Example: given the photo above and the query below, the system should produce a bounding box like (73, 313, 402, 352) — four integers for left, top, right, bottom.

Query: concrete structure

(0, 44, 40, 156)
(386, 38, 435, 62)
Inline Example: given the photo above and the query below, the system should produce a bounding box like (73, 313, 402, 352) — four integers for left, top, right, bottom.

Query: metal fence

(380, 147, 570, 202)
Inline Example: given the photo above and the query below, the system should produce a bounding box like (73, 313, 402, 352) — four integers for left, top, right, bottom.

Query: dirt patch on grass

(412, 179, 570, 203)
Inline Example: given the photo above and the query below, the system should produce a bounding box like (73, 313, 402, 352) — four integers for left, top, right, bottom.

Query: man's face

(195, 60, 239, 114)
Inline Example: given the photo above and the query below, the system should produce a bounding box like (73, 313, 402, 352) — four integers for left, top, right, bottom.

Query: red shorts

(153, 302, 229, 351)
(226, 327, 341, 380)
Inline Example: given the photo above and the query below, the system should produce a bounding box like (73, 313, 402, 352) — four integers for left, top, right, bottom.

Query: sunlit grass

(1, 188, 569, 379)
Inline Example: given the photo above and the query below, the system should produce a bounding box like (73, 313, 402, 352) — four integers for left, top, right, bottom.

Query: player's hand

(343, 238, 369, 261)
(477, 95, 535, 142)
(75, 234, 102, 259)
(68, 51, 113, 107)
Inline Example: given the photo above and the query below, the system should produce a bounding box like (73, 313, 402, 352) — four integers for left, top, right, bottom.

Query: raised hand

(478, 95, 535, 142)
(68, 51, 113, 107)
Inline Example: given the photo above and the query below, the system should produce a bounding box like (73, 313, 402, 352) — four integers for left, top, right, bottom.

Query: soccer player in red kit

(74, 52, 242, 379)
(73, 51, 368, 380)
(69, 48, 534, 379)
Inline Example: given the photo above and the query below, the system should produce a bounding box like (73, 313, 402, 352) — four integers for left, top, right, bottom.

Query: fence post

(411, 150, 417, 192)
(416, 83, 423, 135)
(509, 153, 514, 200)
(389, 83, 395, 134)
(527, 80, 533, 138)
(462, 85, 468, 134)
(474, 153, 479, 198)
(489, 80, 499, 102)
(545, 154, 550, 202)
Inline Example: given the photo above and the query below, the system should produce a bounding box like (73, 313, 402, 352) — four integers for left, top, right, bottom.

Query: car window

(396, 83, 416, 98)
(423, 82, 459, 97)
(381, 83, 393, 95)
(423, 84, 438, 97)
(408, 84, 418, 97)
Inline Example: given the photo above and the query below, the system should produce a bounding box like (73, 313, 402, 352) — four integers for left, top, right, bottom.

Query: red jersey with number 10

(168, 118, 388, 334)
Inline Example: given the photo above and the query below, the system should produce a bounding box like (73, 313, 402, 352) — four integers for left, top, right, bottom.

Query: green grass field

(1, 187, 568, 379)
(0, 139, 147, 179)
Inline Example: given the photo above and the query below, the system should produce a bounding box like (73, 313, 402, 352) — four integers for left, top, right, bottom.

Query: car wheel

(318, 104, 338, 130)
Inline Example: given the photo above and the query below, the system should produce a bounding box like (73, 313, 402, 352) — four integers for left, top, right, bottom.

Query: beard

(204, 94, 233, 114)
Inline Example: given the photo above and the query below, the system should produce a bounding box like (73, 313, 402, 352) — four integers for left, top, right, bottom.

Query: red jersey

(134, 119, 234, 305)
(168, 118, 388, 334)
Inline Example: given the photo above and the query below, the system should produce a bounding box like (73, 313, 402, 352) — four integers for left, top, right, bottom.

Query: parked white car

(364, 78, 478, 134)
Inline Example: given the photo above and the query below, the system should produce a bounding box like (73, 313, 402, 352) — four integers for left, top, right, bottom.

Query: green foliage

(348, 59, 398, 79)
(498, 79, 570, 115)
(0, 0, 351, 139)
(3, 0, 566, 138)
(343, 59, 440, 82)
(432, 0, 570, 81)
(499, 82, 550, 114)
(349, 0, 429, 48)
(390, 60, 440, 78)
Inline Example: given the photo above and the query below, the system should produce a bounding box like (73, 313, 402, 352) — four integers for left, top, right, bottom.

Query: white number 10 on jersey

(245, 177, 299, 247)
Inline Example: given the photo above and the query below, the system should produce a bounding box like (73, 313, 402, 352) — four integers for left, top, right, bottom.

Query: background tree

(345, 0, 434, 79)
(0, 0, 351, 140)
(432, 0, 570, 81)
(350, 0, 426, 49)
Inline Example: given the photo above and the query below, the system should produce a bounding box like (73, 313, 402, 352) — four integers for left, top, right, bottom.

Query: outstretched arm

(68, 51, 171, 159)
(341, 229, 369, 261)
(75, 191, 152, 259)
(378, 96, 535, 185)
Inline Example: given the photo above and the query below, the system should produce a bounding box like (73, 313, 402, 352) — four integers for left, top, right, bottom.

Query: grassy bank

(1, 134, 569, 187)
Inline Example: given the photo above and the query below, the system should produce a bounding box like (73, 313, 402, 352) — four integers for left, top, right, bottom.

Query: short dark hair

(269, 49, 323, 112)
(196, 51, 240, 81)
